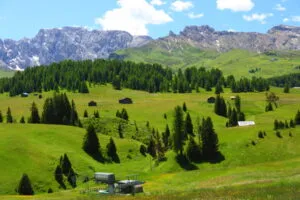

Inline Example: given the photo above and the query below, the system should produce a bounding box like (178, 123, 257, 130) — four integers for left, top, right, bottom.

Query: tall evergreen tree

(295, 110, 300, 125)
(0, 111, 3, 123)
(61, 154, 72, 176)
(172, 106, 185, 155)
(70, 100, 79, 125)
(83, 110, 88, 118)
(185, 112, 194, 137)
(121, 108, 129, 121)
(82, 125, 100, 156)
(186, 137, 202, 162)
(118, 123, 124, 138)
(79, 82, 89, 93)
(162, 124, 170, 150)
(201, 117, 219, 160)
(28, 102, 40, 124)
(106, 137, 117, 158)
(54, 165, 64, 187)
(182, 102, 187, 112)
(283, 83, 290, 93)
(6, 107, 13, 123)
(147, 136, 157, 158)
(20, 116, 25, 124)
(234, 95, 241, 112)
(17, 173, 34, 195)
(214, 95, 227, 117)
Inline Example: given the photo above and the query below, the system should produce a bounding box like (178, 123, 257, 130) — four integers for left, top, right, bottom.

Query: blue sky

(0, 0, 299, 40)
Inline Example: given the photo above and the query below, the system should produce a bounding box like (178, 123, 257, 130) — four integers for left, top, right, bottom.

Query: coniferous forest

(0, 59, 274, 97)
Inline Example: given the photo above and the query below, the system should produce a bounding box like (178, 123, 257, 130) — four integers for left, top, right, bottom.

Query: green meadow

(0, 84, 300, 199)
(117, 44, 300, 78)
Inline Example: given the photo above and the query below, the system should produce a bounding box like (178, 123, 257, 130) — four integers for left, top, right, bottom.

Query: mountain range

(0, 25, 300, 70)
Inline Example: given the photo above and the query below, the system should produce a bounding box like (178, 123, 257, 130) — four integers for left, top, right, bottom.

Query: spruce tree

(20, 116, 25, 124)
(82, 125, 100, 156)
(147, 136, 156, 158)
(6, 107, 13, 123)
(295, 110, 300, 125)
(121, 108, 129, 121)
(172, 106, 185, 155)
(0, 111, 3, 123)
(106, 137, 117, 158)
(79, 82, 89, 93)
(28, 102, 40, 124)
(185, 112, 194, 137)
(186, 137, 202, 162)
(201, 117, 219, 160)
(54, 165, 64, 186)
(61, 154, 72, 176)
(182, 102, 187, 112)
(265, 102, 273, 112)
(83, 110, 88, 118)
(17, 173, 34, 195)
(118, 123, 123, 138)
(290, 119, 295, 128)
(93, 110, 100, 118)
(283, 83, 290, 93)
(162, 124, 170, 150)
(234, 95, 241, 112)
(70, 100, 79, 125)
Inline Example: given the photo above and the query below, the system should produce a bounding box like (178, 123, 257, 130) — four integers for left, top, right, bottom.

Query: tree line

(0, 59, 272, 96)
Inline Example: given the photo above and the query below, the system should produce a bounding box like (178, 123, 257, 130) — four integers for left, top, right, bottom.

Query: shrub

(17, 173, 34, 195)
(258, 131, 264, 139)
(276, 131, 282, 138)
(139, 145, 147, 156)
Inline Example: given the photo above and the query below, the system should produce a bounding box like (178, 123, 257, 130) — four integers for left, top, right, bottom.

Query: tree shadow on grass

(206, 151, 225, 164)
(176, 155, 198, 171)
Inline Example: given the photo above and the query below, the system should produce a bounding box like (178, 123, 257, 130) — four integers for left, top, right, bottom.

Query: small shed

(119, 98, 133, 104)
(88, 101, 97, 107)
(21, 92, 29, 97)
(207, 97, 216, 104)
(230, 96, 236, 100)
(238, 121, 255, 127)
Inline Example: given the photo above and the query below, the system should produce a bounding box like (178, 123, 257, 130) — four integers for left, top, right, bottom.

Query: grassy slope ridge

(0, 85, 300, 199)
(116, 41, 300, 78)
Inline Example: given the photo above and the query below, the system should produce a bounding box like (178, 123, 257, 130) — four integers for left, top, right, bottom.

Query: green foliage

(185, 112, 194, 137)
(172, 106, 185, 155)
(283, 83, 290, 93)
(265, 102, 274, 112)
(258, 131, 265, 139)
(112, 76, 122, 90)
(93, 110, 100, 118)
(234, 95, 241, 112)
(139, 144, 147, 156)
(82, 125, 100, 156)
(6, 107, 13, 123)
(78, 82, 89, 93)
(54, 165, 64, 189)
(200, 117, 219, 160)
(116, 108, 129, 121)
(41, 93, 79, 126)
(118, 123, 124, 139)
(17, 173, 34, 195)
(28, 102, 40, 124)
(106, 137, 117, 158)
(20, 116, 25, 124)
(162, 124, 170, 150)
(183, 102, 187, 112)
(83, 110, 88, 118)
(295, 110, 300, 125)
(214, 95, 227, 117)
(147, 136, 157, 158)
(186, 137, 202, 163)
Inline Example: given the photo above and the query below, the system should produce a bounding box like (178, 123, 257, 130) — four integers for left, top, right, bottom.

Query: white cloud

(150, 0, 166, 6)
(171, 1, 193, 12)
(274, 4, 286, 11)
(283, 18, 289, 22)
(188, 12, 204, 19)
(95, 0, 173, 36)
(217, 0, 254, 12)
(243, 13, 273, 24)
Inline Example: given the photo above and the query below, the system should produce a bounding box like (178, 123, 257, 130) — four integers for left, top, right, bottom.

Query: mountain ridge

(1, 25, 300, 70)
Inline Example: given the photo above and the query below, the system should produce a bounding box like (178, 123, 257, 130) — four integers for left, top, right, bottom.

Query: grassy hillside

(116, 42, 300, 78)
(0, 85, 300, 199)
(0, 69, 14, 78)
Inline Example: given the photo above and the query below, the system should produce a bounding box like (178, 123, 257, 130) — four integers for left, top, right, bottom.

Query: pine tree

(17, 173, 34, 195)
(283, 83, 290, 93)
(147, 136, 156, 158)
(234, 95, 241, 112)
(201, 117, 219, 160)
(116, 110, 121, 118)
(83, 110, 88, 118)
(79, 82, 89, 93)
(265, 102, 273, 112)
(162, 124, 170, 150)
(172, 106, 185, 155)
(185, 112, 194, 137)
(70, 100, 79, 125)
(295, 110, 300, 125)
(121, 108, 129, 121)
(6, 107, 13, 123)
(20, 116, 25, 124)
(28, 102, 40, 124)
(0, 111, 3, 123)
(61, 154, 72, 176)
(274, 119, 279, 130)
(54, 165, 64, 186)
(229, 108, 238, 127)
(186, 137, 202, 162)
(215, 82, 223, 94)
(82, 125, 100, 156)
(118, 123, 123, 138)
(106, 137, 117, 158)
(290, 119, 295, 128)
(93, 110, 100, 118)
(214, 95, 227, 117)
(112, 76, 121, 90)
(182, 102, 187, 112)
